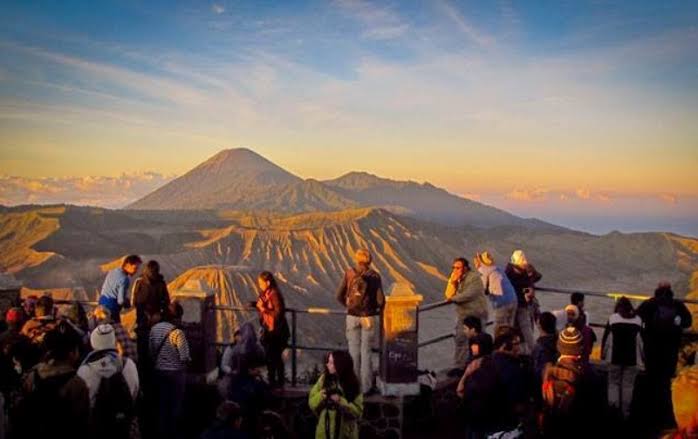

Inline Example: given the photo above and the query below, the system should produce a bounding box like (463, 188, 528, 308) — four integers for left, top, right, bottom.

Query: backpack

(542, 362, 580, 415)
(91, 355, 135, 439)
(652, 302, 679, 333)
(346, 268, 371, 315)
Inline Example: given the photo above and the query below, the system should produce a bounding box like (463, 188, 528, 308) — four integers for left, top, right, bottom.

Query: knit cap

(90, 324, 117, 351)
(557, 326, 583, 357)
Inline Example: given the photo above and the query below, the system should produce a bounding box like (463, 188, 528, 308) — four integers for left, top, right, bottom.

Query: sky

(0, 0, 697, 236)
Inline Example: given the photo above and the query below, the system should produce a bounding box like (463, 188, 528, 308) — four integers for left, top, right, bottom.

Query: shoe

(447, 368, 464, 378)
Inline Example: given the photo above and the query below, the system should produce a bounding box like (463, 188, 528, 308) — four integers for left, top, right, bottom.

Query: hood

(81, 350, 121, 378)
(477, 264, 499, 276)
(36, 360, 76, 379)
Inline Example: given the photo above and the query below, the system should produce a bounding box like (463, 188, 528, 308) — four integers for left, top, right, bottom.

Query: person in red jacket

(255, 271, 290, 388)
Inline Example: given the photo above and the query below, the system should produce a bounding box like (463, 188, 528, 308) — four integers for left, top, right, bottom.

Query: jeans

(515, 305, 535, 355)
(493, 303, 517, 334)
(98, 296, 122, 323)
(608, 365, 639, 418)
(155, 369, 186, 439)
(346, 315, 377, 393)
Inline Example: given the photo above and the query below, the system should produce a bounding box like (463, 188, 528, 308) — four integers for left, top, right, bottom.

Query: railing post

(291, 309, 297, 387)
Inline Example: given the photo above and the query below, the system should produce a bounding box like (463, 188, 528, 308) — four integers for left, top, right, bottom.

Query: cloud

(460, 192, 481, 201)
(211, 4, 225, 15)
(576, 188, 592, 200)
(660, 193, 678, 205)
(334, 0, 408, 40)
(0, 173, 174, 208)
(435, 0, 494, 47)
(505, 188, 549, 202)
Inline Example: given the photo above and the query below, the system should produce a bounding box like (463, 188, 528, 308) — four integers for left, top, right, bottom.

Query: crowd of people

(0, 248, 696, 439)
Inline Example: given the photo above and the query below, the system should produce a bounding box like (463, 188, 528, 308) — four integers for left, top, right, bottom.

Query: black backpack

(651, 302, 679, 333)
(90, 354, 135, 439)
(346, 268, 371, 315)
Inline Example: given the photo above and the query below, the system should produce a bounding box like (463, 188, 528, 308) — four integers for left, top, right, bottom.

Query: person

(474, 251, 517, 333)
(456, 326, 531, 438)
(336, 249, 385, 394)
(636, 282, 692, 432)
(91, 305, 138, 362)
(308, 350, 363, 439)
(553, 293, 590, 332)
(150, 302, 190, 439)
(532, 312, 558, 381)
(0, 308, 31, 422)
(255, 271, 290, 388)
(505, 250, 542, 354)
(77, 324, 139, 438)
(257, 410, 290, 439)
(222, 324, 264, 377)
(540, 327, 606, 439)
(98, 254, 142, 324)
(666, 365, 698, 438)
(20, 295, 59, 346)
(601, 296, 643, 418)
(200, 400, 249, 439)
(444, 257, 488, 376)
(462, 315, 493, 367)
(12, 321, 90, 439)
(228, 350, 274, 436)
(133, 259, 171, 364)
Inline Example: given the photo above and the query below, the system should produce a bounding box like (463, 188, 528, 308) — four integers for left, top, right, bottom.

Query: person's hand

(330, 394, 340, 403)
(320, 390, 326, 400)
(449, 271, 460, 284)
(456, 380, 465, 398)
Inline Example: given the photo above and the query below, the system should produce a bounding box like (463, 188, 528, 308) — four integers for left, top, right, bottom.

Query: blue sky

(0, 0, 697, 235)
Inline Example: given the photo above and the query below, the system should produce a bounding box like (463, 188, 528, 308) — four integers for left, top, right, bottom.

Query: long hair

(258, 271, 279, 292)
(614, 296, 635, 319)
(142, 260, 162, 282)
(324, 350, 360, 402)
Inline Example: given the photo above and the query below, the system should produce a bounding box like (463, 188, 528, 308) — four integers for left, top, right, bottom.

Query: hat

(557, 327, 583, 357)
(511, 250, 527, 267)
(476, 251, 495, 266)
(5, 307, 23, 324)
(564, 304, 580, 322)
(90, 324, 116, 351)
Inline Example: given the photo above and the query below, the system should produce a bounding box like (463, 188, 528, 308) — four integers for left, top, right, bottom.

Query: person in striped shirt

(149, 302, 190, 439)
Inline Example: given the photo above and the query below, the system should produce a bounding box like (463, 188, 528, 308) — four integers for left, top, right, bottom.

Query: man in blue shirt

(98, 255, 142, 323)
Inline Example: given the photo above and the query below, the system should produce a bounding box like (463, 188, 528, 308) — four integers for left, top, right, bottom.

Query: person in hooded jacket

(133, 260, 171, 364)
(474, 251, 517, 333)
(222, 322, 265, 377)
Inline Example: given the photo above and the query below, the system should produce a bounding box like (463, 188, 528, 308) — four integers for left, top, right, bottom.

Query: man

(474, 251, 517, 333)
(444, 257, 488, 376)
(336, 248, 384, 394)
(462, 315, 493, 366)
(553, 293, 590, 332)
(98, 255, 142, 324)
(505, 250, 542, 354)
(531, 312, 558, 381)
(20, 295, 59, 347)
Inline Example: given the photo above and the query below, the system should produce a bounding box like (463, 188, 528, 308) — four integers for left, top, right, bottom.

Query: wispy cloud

(211, 3, 225, 15)
(434, 0, 494, 47)
(505, 188, 549, 202)
(660, 193, 678, 205)
(0, 173, 174, 208)
(334, 0, 408, 40)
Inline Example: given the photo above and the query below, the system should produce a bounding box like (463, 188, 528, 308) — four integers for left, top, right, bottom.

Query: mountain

(128, 148, 358, 212)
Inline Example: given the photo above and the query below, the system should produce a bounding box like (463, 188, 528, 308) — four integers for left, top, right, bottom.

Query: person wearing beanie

(473, 251, 517, 333)
(77, 324, 139, 411)
(505, 249, 542, 355)
(90, 305, 138, 362)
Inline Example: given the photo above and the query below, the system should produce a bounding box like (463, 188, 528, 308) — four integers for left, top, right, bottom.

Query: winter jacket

(221, 322, 265, 375)
(444, 271, 489, 321)
(308, 373, 363, 439)
(532, 334, 559, 379)
(601, 313, 644, 367)
(256, 288, 290, 346)
(637, 296, 691, 378)
(132, 274, 170, 331)
(77, 349, 139, 408)
(336, 265, 385, 317)
(505, 263, 542, 306)
(477, 265, 517, 309)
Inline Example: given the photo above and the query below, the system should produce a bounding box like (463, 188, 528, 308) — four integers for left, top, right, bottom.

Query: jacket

(132, 274, 170, 331)
(77, 349, 139, 408)
(336, 265, 385, 317)
(601, 313, 644, 367)
(532, 334, 559, 379)
(308, 373, 363, 439)
(477, 265, 517, 309)
(256, 288, 290, 344)
(221, 322, 265, 375)
(444, 271, 488, 321)
(505, 263, 542, 306)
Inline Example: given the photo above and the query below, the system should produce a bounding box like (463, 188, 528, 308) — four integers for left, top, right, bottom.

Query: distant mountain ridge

(128, 148, 553, 229)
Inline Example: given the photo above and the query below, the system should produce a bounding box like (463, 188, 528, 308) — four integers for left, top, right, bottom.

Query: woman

(255, 271, 290, 387)
(309, 351, 363, 439)
(133, 260, 171, 365)
(601, 296, 643, 418)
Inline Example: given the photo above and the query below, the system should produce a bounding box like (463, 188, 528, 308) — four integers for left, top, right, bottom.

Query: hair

(122, 254, 143, 267)
(354, 249, 372, 265)
(258, 271, 279, 292)
(453, 257, 470, 271)
(216, 400, 242, 425)
(493, 326, 521, 352)
(142, 260, 161, 281)
(35, 295, 54, 318)
(538, 312, 557, 335)
(93, 305, 112, 323)
(257, 410, 289, 439)
(614, 296, 636, 319)
(43, 321, 82, 361)
(462, 316, 482, 333)
(167, 301, 184, 322)
(655, 283, 674, 301)
(571, 292, 585, 306)
(325, 350, 360, 402)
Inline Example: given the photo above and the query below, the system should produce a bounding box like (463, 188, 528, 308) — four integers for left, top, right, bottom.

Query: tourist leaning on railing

(98, 254, 142, 324)
(474, 251, 517, 333)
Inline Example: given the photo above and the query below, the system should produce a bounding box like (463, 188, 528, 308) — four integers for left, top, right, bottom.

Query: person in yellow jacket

(309, 350, 363, 439)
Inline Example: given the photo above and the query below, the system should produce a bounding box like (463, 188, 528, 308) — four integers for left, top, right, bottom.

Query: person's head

(90, 324, 117, 352)
(325, 350, 359, 401)
(452, 257, 469, 278)
(215, 400, 243, 430)
(538, 312, 557, 336)
(557, 326, 583, 359)
(122, 254, 142, 276)
(92, 305, 113, 324)
(167, 301, 184, 325)
(564, 304, 580, 325)
(43, 321, 82, 365)
(614, 296, 635, 319)
(258, 410, 289, 439)
(570, 292, 585, 310)
(354, 248, 372, 266)
(462, 316, 482, 338)
(655, 282, 674, 300)
(475, 251, 495, 268)
(142, 260, 161, 280)
(510, 250, 528, 268)
(5, 307, 25, 330)
(257, 271, 278, 293)
(494, 326, 522, 356)
(35, 295, 54, 318)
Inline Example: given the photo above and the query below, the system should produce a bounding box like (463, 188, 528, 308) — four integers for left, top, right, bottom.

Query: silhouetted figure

(255, 271, 290, 388)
